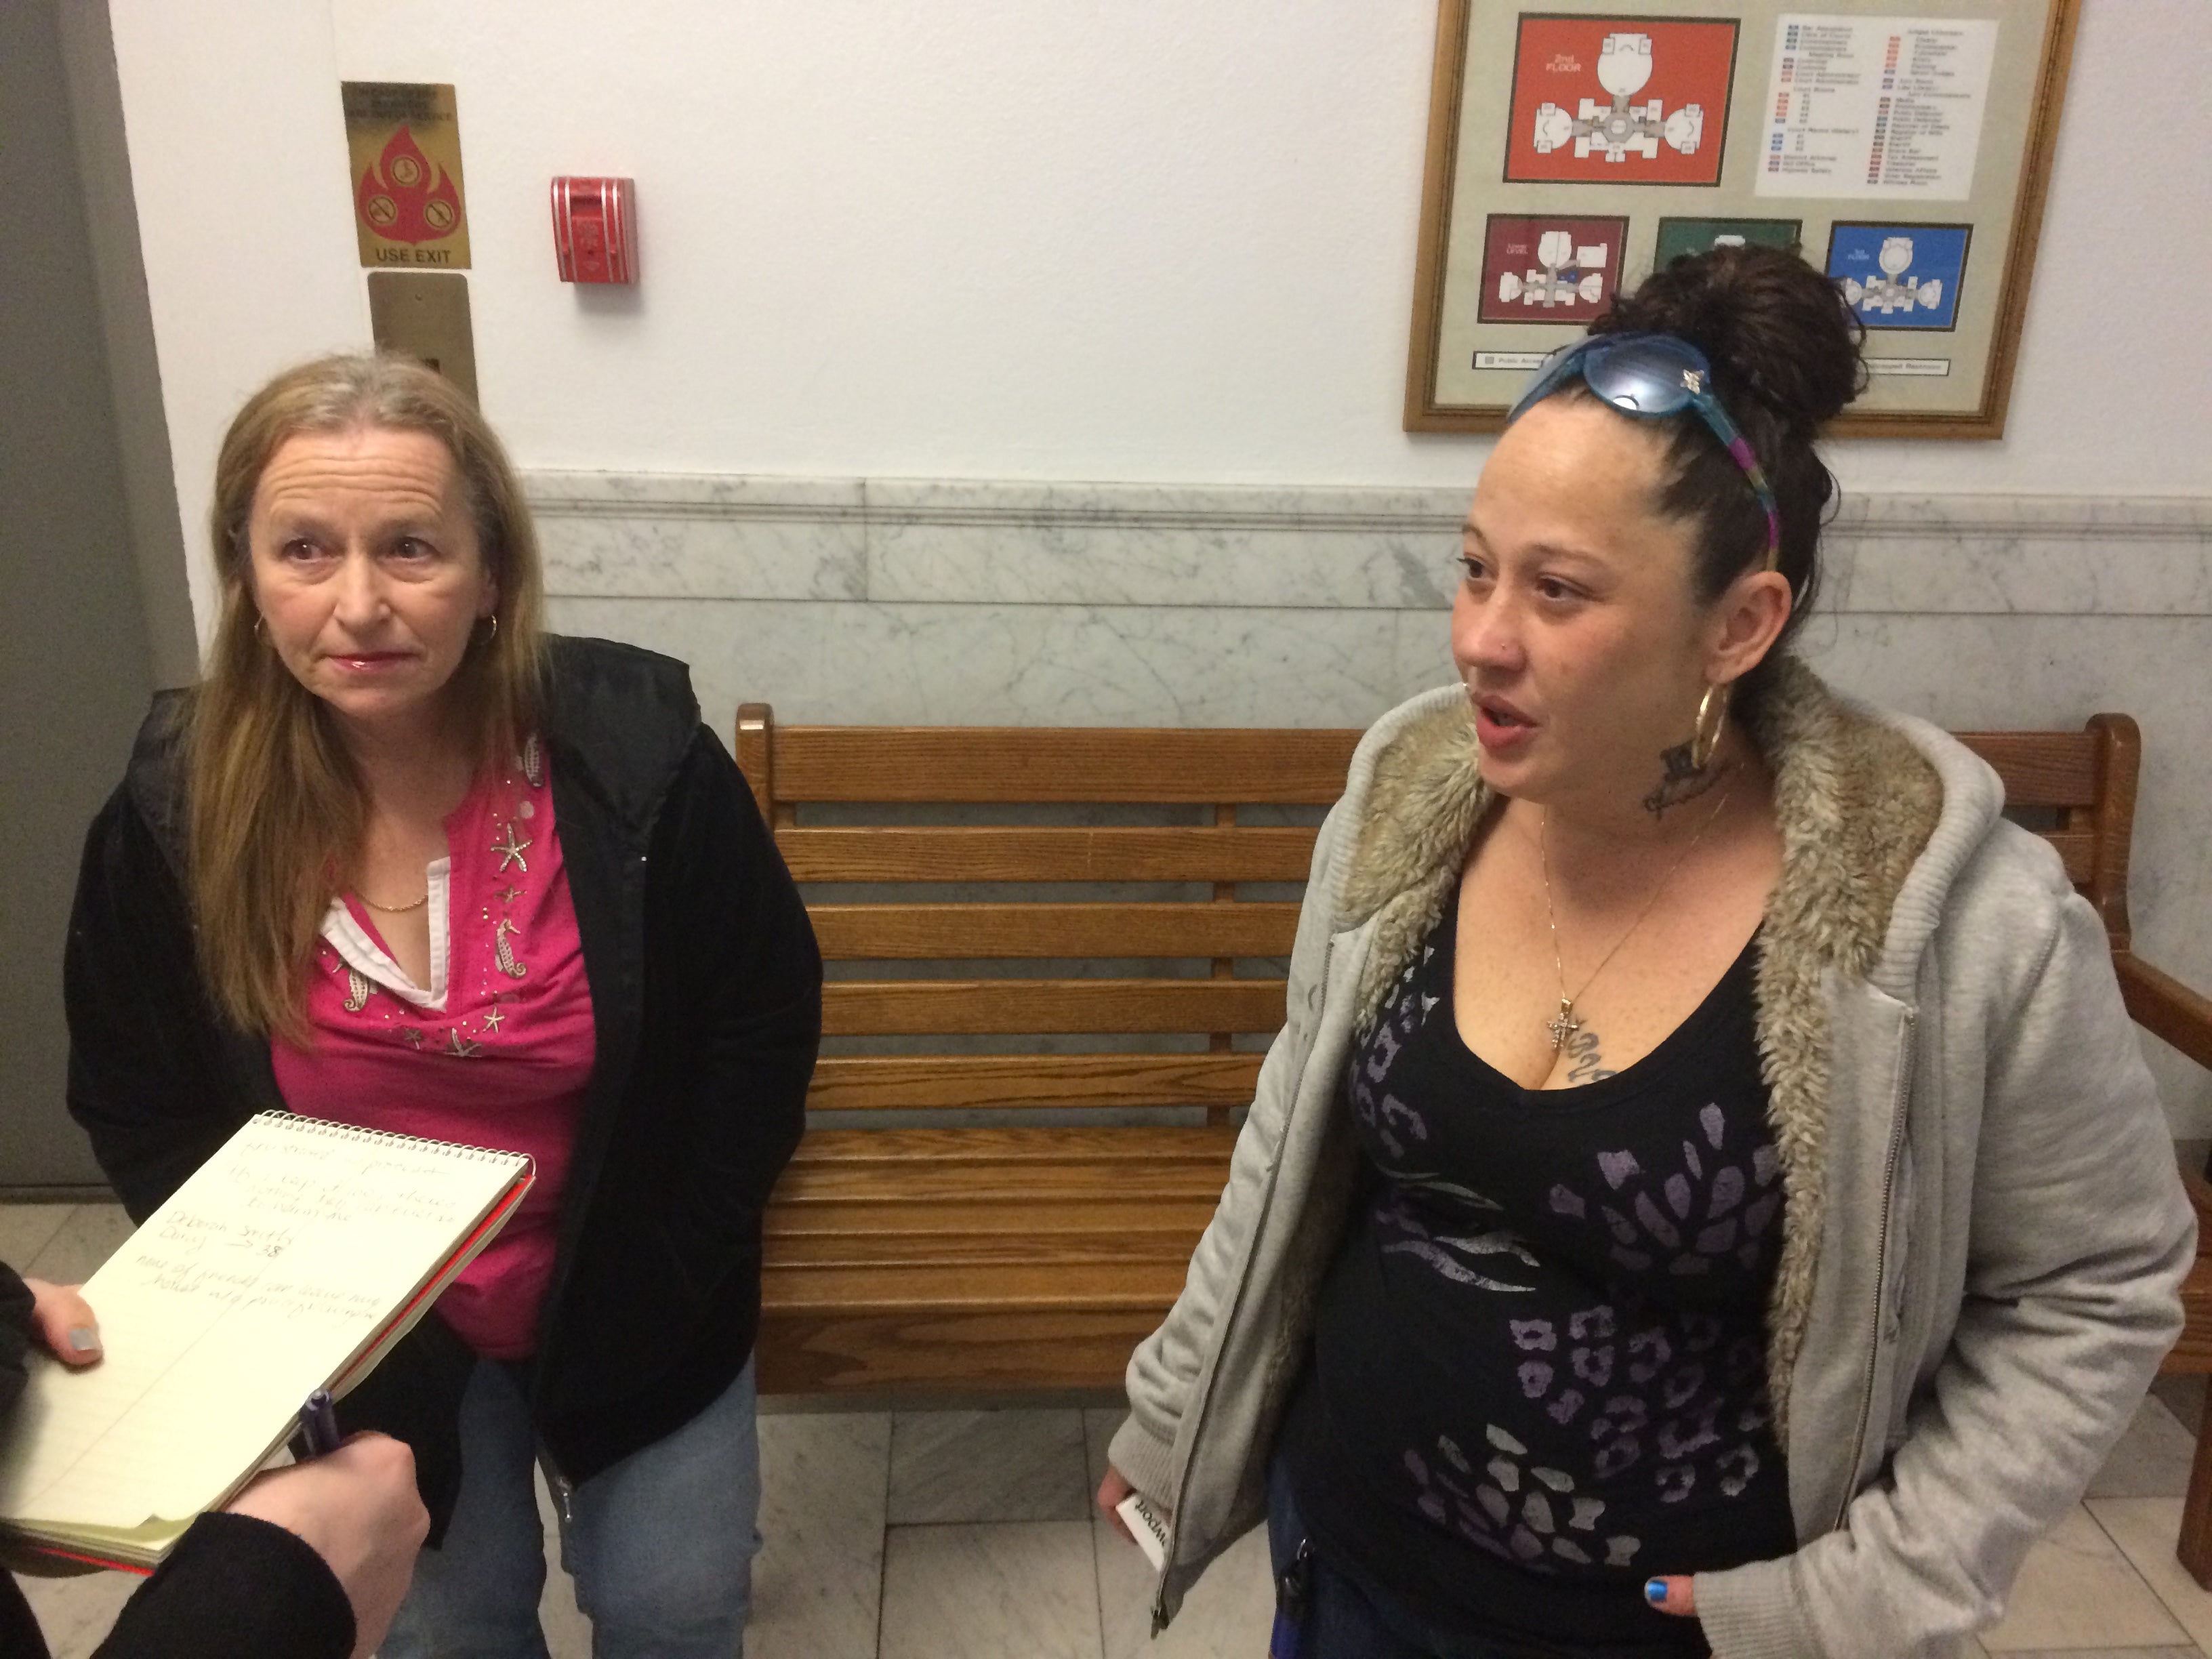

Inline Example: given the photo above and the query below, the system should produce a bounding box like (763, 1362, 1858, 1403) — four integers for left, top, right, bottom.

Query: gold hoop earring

(487, 614, 499, 640)
(1689, 682, 1732, 773)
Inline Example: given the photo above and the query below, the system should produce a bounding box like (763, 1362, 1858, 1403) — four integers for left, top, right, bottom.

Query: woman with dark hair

(64, 353, 822, 1658)
(1098, 245, 2193, 1657)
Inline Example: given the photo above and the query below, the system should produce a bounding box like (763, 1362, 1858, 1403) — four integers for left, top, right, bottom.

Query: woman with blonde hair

(66, 352, 821, 1657)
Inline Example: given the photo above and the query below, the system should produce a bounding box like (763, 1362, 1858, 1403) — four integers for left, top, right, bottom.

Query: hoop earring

(252, 613, 265, 640)
(487, 614, 499, 640)
(1689, 682, 1732, 772)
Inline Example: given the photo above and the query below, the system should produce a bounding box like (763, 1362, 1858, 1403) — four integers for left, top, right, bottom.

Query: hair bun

(1597, 243, 1865, 432)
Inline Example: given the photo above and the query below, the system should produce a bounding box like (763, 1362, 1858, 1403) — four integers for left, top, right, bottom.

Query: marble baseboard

(528, 472, 2212, 616)
(531, 474, 867, 602)
(546, 595, 1453, 730)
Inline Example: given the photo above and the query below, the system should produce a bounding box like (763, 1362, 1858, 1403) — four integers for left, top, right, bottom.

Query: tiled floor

(9, 1200, 2212, 1657)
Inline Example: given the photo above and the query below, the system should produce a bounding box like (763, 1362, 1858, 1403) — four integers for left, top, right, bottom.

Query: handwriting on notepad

(241, 1178, 479, 1228)
(125, 1164, 476, 1322)
(126, 1244, 384, 1323)
(0, 1113, 534, 1542)
(151, 1211, 293, 1256)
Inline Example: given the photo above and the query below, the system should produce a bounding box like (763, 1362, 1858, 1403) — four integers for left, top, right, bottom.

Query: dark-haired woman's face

(247, 426, 496, 745)
(1452, 396, 1724, 815)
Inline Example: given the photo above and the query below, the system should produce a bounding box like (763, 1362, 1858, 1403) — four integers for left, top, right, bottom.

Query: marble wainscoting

(526, 475, 2212, 1132)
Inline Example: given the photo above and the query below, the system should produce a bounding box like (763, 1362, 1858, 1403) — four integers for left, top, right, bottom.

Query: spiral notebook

(0, 1111, 533, 1570)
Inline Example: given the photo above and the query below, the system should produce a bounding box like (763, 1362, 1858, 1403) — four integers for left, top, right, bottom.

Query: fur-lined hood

(1322, 655, 1981, 1436)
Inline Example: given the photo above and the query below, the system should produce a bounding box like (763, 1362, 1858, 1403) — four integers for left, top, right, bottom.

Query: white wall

(106, 1, 2212, 640)
(104, 0, 365, 638)
(312, 0, 2203, 497)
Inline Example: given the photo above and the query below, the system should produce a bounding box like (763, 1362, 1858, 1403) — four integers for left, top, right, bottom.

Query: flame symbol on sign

(356, 126, 462, 245)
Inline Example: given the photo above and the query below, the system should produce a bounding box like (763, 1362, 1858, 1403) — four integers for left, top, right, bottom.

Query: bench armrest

(2117, 951, 2212, 1073)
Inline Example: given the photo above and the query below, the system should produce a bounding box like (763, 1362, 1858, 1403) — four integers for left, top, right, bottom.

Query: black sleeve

(0, 1264, 33, 1426)
(1, 1572, 49, 1659)
(1, 1267, 49, 1659)
(649, 725, 821, 1243)
(63, 785, 248, 1221)
(94, 1513, 353, 1659)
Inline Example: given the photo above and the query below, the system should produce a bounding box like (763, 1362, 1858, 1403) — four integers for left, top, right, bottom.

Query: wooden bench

(735, 709, 1360, 1394)
(735, 705, 2212, 1575)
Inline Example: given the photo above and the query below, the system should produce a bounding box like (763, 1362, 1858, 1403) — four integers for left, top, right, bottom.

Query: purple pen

(297, 1388, 341, 1458)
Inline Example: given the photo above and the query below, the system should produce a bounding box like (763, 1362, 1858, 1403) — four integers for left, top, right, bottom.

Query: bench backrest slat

(741, 704, 2142, 1121)
(824, 978, 1288, 1037)
(762, 725, 1363, 804)
(774, 825, 1322, 884)
(810, 901, 1302, 960)
(807, 1052, 1265, 1113)
(1955, 715, 2137, 949)
(1950, 731, 2103, 806)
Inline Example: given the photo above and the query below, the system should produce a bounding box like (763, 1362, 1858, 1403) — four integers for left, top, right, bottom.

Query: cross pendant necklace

(1545, 998, 1584, 1053)
(1538, 774, 1736, 1055)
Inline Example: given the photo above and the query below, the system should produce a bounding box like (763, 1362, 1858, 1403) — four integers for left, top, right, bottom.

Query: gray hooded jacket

(1107, 659, 2193, 1658)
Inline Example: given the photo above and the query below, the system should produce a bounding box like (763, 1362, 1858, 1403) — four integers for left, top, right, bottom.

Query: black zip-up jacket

(62, 636, 821, 1530)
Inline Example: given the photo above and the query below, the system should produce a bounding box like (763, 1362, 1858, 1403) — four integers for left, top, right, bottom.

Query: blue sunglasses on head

(1507, 333, 1781, 571)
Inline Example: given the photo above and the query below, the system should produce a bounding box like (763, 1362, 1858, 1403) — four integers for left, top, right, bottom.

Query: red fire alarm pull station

(551, 177, 635, 283)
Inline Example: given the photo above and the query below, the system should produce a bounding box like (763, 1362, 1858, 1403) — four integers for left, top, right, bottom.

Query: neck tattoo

(1643, 740, 1727, 818)
(1539, 775, 1736, 1054)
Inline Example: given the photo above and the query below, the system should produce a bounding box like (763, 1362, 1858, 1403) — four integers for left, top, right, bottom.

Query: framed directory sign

(1403, 0, 2081, 436)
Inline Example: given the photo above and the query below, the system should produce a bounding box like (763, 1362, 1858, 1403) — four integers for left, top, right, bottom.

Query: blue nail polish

(67, 1326, 98, 1353)
(1644, 1578, 1667, 1605)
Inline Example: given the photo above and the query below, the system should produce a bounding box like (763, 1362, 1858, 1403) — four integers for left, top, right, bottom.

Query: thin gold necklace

(1538, 775, 1736, 1054)
(354, 887, 429, 915)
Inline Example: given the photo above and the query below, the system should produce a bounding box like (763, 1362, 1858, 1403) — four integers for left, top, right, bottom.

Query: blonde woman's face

(246, 426, 496, 741)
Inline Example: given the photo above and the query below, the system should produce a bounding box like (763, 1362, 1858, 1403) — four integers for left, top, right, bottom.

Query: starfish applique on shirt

(491, 823, 532, 874)
(480, 1006, 506, 1033)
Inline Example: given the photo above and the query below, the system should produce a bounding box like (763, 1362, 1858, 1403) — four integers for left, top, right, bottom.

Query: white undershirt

(319, 855, 454, 1011)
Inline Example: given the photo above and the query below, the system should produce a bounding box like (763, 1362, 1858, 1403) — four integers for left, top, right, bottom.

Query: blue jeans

(382, 1355, 762, 1659)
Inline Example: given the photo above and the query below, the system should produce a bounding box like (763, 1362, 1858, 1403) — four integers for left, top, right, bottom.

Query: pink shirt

(272, 737, 595, 1359)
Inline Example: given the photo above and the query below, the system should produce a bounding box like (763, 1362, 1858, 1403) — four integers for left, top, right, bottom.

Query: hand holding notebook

(0, 1113, 532, 1569)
